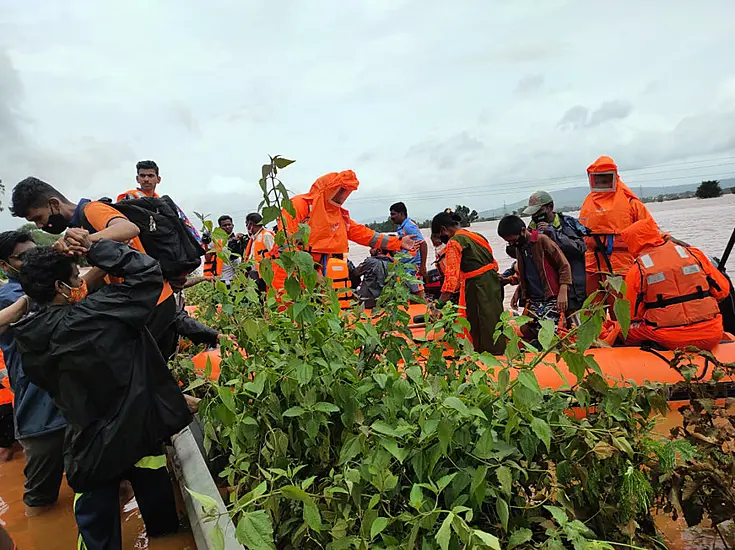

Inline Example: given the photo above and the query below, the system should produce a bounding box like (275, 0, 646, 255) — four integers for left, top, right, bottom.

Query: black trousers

(74, 452, 179, 550)
(20, 428, 65, 507)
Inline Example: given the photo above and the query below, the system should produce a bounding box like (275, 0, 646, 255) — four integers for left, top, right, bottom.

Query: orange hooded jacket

(280, 170, 403, 256)
(270, 170, 404, 292)
(579, 156, 653, 276)
(621, 217, 729, 350)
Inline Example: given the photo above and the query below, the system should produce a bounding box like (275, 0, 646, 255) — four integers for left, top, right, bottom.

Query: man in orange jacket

(579, 156, 653, 296)
(272, 170, 417, 293)
(117, 160, 162, 202)
(621, 217, 730, 351)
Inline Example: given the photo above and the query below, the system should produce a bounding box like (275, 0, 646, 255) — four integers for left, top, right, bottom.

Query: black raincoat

(14, 240, 192, 492)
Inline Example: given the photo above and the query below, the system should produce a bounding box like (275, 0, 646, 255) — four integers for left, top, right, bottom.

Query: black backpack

(81, 196, 205, 279)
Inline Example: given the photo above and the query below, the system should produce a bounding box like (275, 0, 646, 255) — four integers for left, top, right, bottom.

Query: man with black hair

(10, 176, 178, 357)
(389, 202, 428, 294)
(498, 215, 572, 342)
(0, 230, 67, 515)
(117, 160, 162, 202)
(14, 233, 191, 550)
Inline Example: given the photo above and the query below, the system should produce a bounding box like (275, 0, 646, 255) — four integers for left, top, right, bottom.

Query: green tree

(695, 180, 723, 199)
(366, 218, 395, 232)
(454, 204, 479, 227)
(18, 223, 58, 246)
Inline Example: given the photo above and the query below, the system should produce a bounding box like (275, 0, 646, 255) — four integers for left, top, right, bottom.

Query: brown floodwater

(0, 449, 195, 549)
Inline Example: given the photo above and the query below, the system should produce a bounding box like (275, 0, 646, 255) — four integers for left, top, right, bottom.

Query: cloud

(557, 100, 633, 130)
(0, 0, 734, 228)
(515, 74, 545, 96)
(588, 100, 633, 127)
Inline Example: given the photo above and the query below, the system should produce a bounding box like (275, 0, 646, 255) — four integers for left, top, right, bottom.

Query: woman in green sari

(432, 212, 506, 355)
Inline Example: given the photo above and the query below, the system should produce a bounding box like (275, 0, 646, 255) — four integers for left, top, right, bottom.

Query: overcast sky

(1, 0, 734, 231)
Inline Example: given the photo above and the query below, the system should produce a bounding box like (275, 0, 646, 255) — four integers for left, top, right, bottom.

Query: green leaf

(544, 505, 569, 526)
(371, 420, 401, 438)
(261, 205, 280, 226)
(495, 465, 512, 496)
(435, 512, 454, 550)
(380, 438, 407, 463)
(370, 517, 389, 540)
(218, 386, 236, 413)
(614, 298, 631, 339)
(516, 370, 541, 396)
(507, 527, 533, 549)
(303, 501, 322, 531)
(295, 364, 313, 386)
(235, 510, 276, 549)
(186, 487, 218, 514)
(496, 497, 509, 531)
(284, 276, 301, 300)
(282, 406, 306, 418)
(530, 417, 552, 452)
(210, 523, 225, 550)
(438, 418, 454, 452)
(576, 310, 603, 352)
(538, 318, 556, 350)
(183, 378, 206, 392)
(563, 351, 587, 381)
(443, 396, 470, 416)
(474, 428, 494, 459)
(339, 435, 362, 465)
(612, 436, 634, 457)
(409, 484, 424, 509)
(313, 402, 340, 414)
(274, 157, 295, 169)
(473, 529, 501, 549)
(436, 473, 457, 492)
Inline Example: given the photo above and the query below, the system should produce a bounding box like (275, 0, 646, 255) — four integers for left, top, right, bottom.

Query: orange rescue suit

(579, 156, 653, 278)
(622, 217, 730, 351)
(271, 171, 404, 292)
(116, 189, 158, 202)
(203, 239, 225, 278)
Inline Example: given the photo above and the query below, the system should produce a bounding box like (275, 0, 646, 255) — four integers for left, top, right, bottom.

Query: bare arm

(88, 217, 140, 244)
(0, 296, 31, 334)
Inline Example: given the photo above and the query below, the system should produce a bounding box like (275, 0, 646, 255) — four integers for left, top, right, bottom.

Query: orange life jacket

(633, 241, 720, 329)
(325, 257, 353, 309)
(203, 240, 225, 277)
(0, 350, 13, 407)
(116, 189, 159, 202)
(244, 228, 274, 264)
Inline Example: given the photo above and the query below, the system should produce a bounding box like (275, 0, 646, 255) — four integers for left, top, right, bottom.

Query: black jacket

(14, 240, 191, 492)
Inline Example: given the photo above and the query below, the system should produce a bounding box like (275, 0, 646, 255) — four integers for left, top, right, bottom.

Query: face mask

(60, 280, 88, 304)
(440, 235, 450, 244)
(43, 213, 69, 234)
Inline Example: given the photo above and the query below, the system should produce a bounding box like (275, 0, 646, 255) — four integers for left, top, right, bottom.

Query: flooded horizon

(349, 194, 735, 276)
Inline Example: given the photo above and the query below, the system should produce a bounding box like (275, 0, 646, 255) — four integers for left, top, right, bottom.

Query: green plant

(180, 156, 707, 550)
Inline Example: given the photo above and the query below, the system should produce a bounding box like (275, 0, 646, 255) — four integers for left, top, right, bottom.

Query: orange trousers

(625, 316, 723, 351)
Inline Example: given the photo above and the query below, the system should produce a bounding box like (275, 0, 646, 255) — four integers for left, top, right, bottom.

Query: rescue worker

(116, 160, 162, 202)
(274, 170, 417, 306)
(244, 212, 275, 268)
(523, 190, 587, 311)
(10, 176, 178, 358)
(621, 217, 730, 351)
(579, 156, 653, 296)
(0, 230, 67, 515)
(14, 233, 192, 550)
(431, 211, 505, 354)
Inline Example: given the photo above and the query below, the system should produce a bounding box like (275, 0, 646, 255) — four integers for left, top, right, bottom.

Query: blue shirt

(396, 218, 424, 268)
(0, 280, 67, 439)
